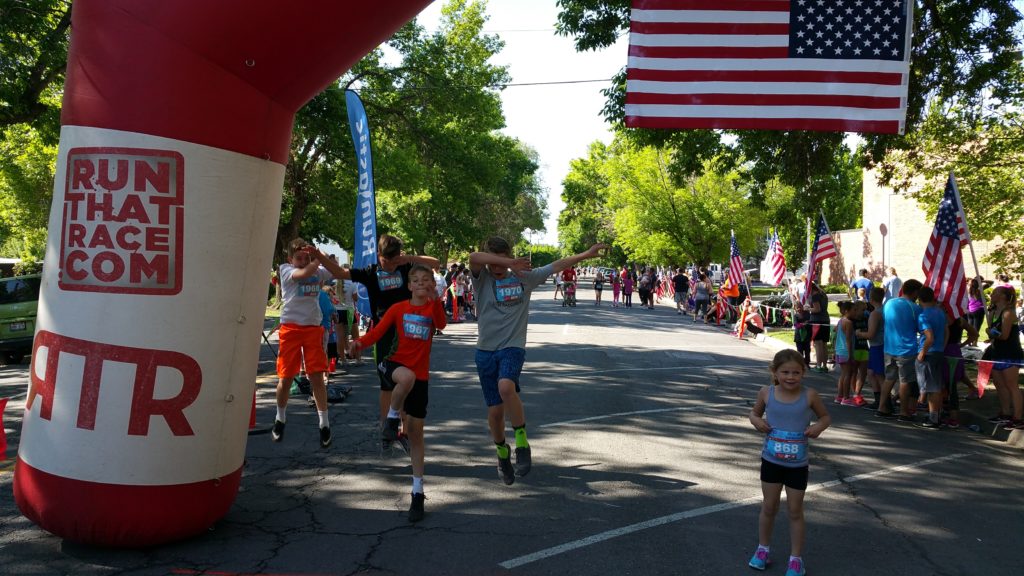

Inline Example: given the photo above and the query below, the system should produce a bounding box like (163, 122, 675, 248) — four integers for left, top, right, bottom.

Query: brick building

(819, 169, 1003, 287)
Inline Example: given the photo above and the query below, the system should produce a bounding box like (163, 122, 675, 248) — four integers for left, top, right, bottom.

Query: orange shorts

(276, 323, 327, 378)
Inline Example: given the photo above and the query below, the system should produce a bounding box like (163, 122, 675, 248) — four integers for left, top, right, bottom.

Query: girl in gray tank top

(747, 349, 831, 576)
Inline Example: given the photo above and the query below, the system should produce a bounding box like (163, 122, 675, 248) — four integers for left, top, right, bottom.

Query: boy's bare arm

(309, 247, 350, 279)
(549, 243, 608, 274)
(468, 252, 530, 275)
(395, 254, 440, 269)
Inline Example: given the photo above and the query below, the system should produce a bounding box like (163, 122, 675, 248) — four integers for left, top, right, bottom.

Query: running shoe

(1001, 419, 1024, 430)
(395, 433, 411, 454)
(834, 396, 844, 405)
(944, 418, 960, 429)
(897, 414, 916, 423)
(874, 410, 896, 419)
(408, 492, 425, 523)
(852, 395, 867, 407)
(917, 420, 941, 430)
(748, 548, 771, 571)
(841, 398, 857, 407)
(498, 451, 516, 486)
(514, 446, 532, 477)
(784, 557, 806, 576)
(319, 426, 332, 448)
(382, 417, 401, 441)
(271, 419, 285, 442)
(988, 414, 1012, 424)
(863, 400, 880, 411)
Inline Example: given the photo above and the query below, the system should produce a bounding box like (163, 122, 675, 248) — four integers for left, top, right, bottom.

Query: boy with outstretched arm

(469, 237, 607, 485)
(273, 239, 349, 448)
(348, 265, 446, 522)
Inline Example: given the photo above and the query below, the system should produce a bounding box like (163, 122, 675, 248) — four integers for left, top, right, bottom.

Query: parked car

(0, 273, 41, 365)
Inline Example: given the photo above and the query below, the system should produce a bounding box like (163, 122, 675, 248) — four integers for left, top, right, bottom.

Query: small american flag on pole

(625, 0, 913, 134)
(922, 174, 970, 318)
(802, 214, 836, 304)
(728, 231, 744, 288)
(767, 230, 786, 286)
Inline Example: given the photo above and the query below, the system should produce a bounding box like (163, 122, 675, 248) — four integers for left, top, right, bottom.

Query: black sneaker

(874, 410, 895, 419)
(319, 426, 332, 448)
(863, 400, 880, 411)
(271, 419, 285, 442)
(918, 420, 941, 430)
(497, 451, 515, 486)
(395, 433, 410, 454)
(896, 415, 916, 423)
(514, 446, 532, 477)
(382, 417, 401, 441)
(408, 492, 425, 523)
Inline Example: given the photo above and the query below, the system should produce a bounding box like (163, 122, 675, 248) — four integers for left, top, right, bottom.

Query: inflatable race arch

(14, 0, 432, 547)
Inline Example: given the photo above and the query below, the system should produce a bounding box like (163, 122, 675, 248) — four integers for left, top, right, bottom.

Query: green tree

(0, 123, 55, 260)
(880, 99, 1024, 275)
(0, 0, 70, 138)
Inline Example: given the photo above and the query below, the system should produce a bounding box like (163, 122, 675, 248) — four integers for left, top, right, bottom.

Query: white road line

(498, 453, 972, 570)
(557, 364, 762, 377)
(538, 401, 748, 428)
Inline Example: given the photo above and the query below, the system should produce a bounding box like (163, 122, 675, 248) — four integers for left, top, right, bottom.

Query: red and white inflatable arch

(14, 0, 431, 547)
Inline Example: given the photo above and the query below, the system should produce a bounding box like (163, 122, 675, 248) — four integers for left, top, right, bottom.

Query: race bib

(298, 279, 320, 298)
(377, 269, 404, 291)
(762, 429, 808, 463)
(402, 313, 432, 341)
(495, 277, 524, 304)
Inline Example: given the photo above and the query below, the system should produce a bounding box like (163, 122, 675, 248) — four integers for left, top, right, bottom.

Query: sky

(412, 0, 629, 246)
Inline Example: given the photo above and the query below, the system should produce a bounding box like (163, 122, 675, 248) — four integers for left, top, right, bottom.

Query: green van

(0, 273, 41, 365)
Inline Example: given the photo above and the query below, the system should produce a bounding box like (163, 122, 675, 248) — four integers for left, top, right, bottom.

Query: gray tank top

(761, 386, 813, 468)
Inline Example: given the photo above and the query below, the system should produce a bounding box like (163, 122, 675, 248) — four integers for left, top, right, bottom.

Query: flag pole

(948, 171, 986, 312)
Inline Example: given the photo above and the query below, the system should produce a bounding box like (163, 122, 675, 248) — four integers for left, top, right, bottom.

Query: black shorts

(326, 341, 339, 360)
(811, 324, 831, 342)
(378, 359, 429, 418)
(760, 459, 809, 491)
(373, 324, 400, 390)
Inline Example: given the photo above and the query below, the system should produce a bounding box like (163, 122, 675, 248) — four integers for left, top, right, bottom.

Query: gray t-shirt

(472, 263, 553, 351)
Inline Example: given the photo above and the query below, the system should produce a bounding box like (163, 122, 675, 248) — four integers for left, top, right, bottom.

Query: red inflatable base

(13, 457, 243, 547)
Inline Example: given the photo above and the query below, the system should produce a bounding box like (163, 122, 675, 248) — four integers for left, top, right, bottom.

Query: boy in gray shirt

(470, 237, 606, 485)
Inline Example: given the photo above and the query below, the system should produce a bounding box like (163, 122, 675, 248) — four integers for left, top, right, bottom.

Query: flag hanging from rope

(766, 230, 786, 286)
(922, 174, 970, 318)
(625, 0, 914, 134)
(728, 231, 744, 288)
(802, 214, 836, 304)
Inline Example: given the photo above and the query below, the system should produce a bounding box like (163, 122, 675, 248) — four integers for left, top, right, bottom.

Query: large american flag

(802, 214, 836, 304)
(728, 231, 744, 287)
(767, 230, 786, 286)
(625, 0, 913, 134)
(923, 174, 970, 318)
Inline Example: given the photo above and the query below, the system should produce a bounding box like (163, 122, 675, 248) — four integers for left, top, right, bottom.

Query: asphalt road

(2, 283, 1023, 576)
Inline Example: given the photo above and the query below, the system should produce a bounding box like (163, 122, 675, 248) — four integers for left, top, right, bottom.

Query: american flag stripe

(768, 231, 786, 286)
(627, 69, 904, 84)
(626, 0, 912, 134)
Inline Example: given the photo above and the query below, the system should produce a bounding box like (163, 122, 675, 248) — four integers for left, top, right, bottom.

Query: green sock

(495, 442, 510, 459)
(513, 425, 528, 448)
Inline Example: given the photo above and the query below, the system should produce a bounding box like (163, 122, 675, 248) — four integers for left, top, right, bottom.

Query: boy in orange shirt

(348, 265, 447, 522)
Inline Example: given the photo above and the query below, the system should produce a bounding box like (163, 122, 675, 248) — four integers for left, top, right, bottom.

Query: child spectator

(348, 265, 446, 521)
(272, 239, 348, 448)
(611, 269, 621, 308)
(856, 287, 886, 409)
(623, 271, 634, 308)
(748, 349, 831, 576)
(834, 301, 855, 405)
(915, 287, 949, 428)
(469, 238, 606, 485)
(985, 286, 1023, 429)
